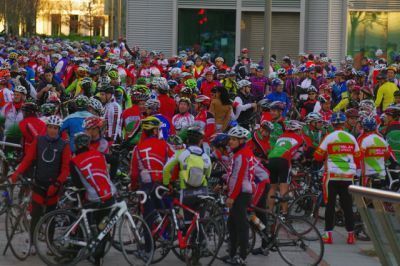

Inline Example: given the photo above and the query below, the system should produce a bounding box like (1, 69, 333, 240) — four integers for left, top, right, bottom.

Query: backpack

(386, 130, 400, 163)
(181, 150, 206, 188)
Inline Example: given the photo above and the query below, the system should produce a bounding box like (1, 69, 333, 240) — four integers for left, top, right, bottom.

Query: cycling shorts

(267, 158, 290, 184)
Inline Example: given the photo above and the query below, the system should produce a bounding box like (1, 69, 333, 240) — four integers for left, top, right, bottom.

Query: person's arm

(163, 153, 180, 186)
(333, 98, 349, 112)
(375, 86, 383, 108)
(56, 144, 71, 184)
(65, 79, 78, 94)
(228, 154, 246, 201)
(130, 146, 140, 190)
(12, 137, 38, 179)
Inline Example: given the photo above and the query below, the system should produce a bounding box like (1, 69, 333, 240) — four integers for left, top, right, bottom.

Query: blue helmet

(271, 78, 284, 86)
(330, 112, 346, 124)
(211, 133, 229, 148)
(327, 72, 335, 79)
(361, 116, 377, 131)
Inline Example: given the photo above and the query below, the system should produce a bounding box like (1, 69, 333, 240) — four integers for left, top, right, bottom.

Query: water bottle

(249, 214, 266, 231)
(98, 217, 109, 231)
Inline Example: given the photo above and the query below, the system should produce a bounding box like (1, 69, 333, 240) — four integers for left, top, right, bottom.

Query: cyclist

(172, 97, 194, 133)
(0, 69, 13, 109)
(131, 116, 174, 222)
(157, 80, 176, 120)
(375, 72, 399, 111)
(247, 120, 273, 165)
(268, 101, 285, 149)
(234, 79, 257, 130)
(358, 116, 390, 188)
(11, 115, 71, 252)
(300, 85, 318, 119)
(266, 78, 291, 116)
(98, 85, 122, 143)
(61, 95, 93, 151)
(18, 102, 46, 155)
(314, 94, 333, 122)
(267, 120, 306, 214)
(194, 94, 215, 143)
(144, 98, 174, 140)
(88, 96, 105, 117)
(314, 112, 359, 245)
(224, 126, 254, 266)
(70, 132, 116, 266)
(344, 108, 361, 138)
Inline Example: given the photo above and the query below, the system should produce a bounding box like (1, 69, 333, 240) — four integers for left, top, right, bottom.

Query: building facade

(126, 0, 400, 65)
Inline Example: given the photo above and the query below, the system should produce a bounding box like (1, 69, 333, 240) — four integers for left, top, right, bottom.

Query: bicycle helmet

(74, 132, 91, 149)
(346, 79, 356, 86)
(359, 99, 375, 112)
(184, 79, 197, 90)
(14, 85, 27, 95)
(260, 121, 274, 131)
(74, 95, 89, 109)
(307, 85, 318, 94)
(145, 99, 160, 111)
(258, 99, 271, 111)
(170, 67, 182, 76)
(384, 104, 400, 117)
(361, 85, 374, 97)
(271, 78, 284, 86)
(305, 112, 323, 124)
(356, 70, 366, 77)
(98, 76, 111, 87)
(187, 125, 205, 137)
(330, 112, 346, 124)
(88, 97, 105, 115)
(40, 103, 57, 116)
(238, 79, 251, 89)
(327, 72, 335, 79)
(210, 133, 229, 148)
(81, 77, 93, 88)
(17, 56, 29, 64)
(46, 115, 63, 127)
(269, 101, 286, 111)
(77, 64, 90, 72)
(361, 116, 377, 132)
(8, 52, 18, 60)
(83, 116, 105, 129)
(320, 57, 329, 63)
(318, 83, 331, 92)
(285, 120, 304, 131)
(277, 68, 286, 76)
(108, 70, 119, 80)
(180, 86, 193, 95)
(179, 97, 192, 105)
(318, 94, 331, 103)
(131, 90, 150, 102)
(21, 102, 38, 113)
(345, 108, 359, 118)
(97, 85, 115, 94)
(168, 80, 178, 89)
(167, 135, 184, 150)
(395, 90, 400, 97)
(250, 63, 259, 69)
(228, 126, 249, 139)
(195, 95, 211, 106)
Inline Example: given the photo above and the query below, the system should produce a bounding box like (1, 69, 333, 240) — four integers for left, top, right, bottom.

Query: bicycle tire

(119, 213, 154, 266)
(5, 204, 31, 261)
(276, 217, 324, 266)
(33, 209, 89, 266)
(288, 193, 319, 226)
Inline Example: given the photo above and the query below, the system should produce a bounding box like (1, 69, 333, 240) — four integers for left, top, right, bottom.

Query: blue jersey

(61, 111, 93, 151)
(154, 114, 171, 140)
(266, 91, 291, 116)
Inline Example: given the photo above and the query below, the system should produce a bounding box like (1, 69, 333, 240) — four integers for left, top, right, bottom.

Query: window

(51, 14, 61, 36)
(178, 9, 236, 65)
(347, 11, 400, 66)
(69, 15, 79, 35)
(93, 16, 105, 36)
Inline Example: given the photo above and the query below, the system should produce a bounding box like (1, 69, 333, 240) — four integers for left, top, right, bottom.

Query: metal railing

(349, 185, 400, 266)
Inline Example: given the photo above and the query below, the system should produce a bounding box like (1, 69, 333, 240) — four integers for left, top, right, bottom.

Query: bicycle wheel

(276, 217, 324, 266)
(119, 213, 154, 266)
(288, 193, 319, 226)
(184, 218, 223, 266)
(5, 205, 31, 260)
(34, 209, 89, 266)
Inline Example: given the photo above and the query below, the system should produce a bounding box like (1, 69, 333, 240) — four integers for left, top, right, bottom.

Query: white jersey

(104, 97, 122, 141)
(359, 133, 389, 177)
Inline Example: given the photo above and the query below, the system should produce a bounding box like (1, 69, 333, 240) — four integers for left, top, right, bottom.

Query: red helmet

(195, 95, 211, 106)
(361, 85, 374, 97)
(351, 85, 361, 93)
(241, 48, 249, 54)
(318, 94, 331, 103)
(18, 56, 29, 64)
(83, 116, 105, 129)
(318, 83, 331, 93)
(345, 108, 359, 118)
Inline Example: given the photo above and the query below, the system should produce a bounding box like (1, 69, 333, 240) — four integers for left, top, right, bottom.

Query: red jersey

(158, 94, 176, 120)
(122, 105, 143, 139)
(19, 117, 46, 155)
(195, 110, 216, 142)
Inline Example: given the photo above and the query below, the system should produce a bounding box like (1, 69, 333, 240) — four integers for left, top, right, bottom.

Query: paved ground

(0, 217, 380, 266)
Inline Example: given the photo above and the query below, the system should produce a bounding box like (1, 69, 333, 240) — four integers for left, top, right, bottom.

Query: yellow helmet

(141, 116, 161, 130)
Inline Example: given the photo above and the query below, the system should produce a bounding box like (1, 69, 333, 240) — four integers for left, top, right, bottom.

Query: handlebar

(134, 190, 147, 204)
(0, 141, 22, 149)
(155, 186, 170, 200)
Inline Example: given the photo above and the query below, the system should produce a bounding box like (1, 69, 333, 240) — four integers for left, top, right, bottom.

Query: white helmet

(227, 126, 249, 139)
(14, 85, 27, 95)
(285, 120, 305, 131)
(170, 67, 182, 76)
(46, 115, 63, 127)
(145, 99, 160, 110)
(359, 99, 375, 112)
(89, 97, 105, 116)
(238, 79, 251, 89)
(320, 57, 329, 63)
(305, 112, 323, 124)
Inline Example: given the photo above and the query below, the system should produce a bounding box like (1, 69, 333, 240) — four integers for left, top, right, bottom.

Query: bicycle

(248, 195, 325, 266)
(33, 188, 154, 266)
(153, 185, 224, 266)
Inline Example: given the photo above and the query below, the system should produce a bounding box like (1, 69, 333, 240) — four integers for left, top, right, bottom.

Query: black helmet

(74, 132, 91, 150)
(98, 85, 115, 94)
(21, 102, 38, 113)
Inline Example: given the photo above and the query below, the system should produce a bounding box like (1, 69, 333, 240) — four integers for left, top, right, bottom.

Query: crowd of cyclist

(0, 35, 400, 265)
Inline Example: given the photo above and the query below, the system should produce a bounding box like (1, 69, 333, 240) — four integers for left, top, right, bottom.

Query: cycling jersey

(194, 110, 215, 142)
(61, 110, 93, 150)
(71, 149, 116, 203)
(104, 97, 122, 142)
(19, 116, 46, 155)
(314, 130, 360, 180)
(172, 112, 194, 132)
(1, 102, 24, 134)
(121, 105, 143, 139)
(303, 125, 328, 149)
(268, 131, 305, 161)
(358, 132, 390, 185)
(227, 144, 254, 200)
(131, 136, 174, 188)
(247, 130, 271, 161)
(0, 87, 13, 108)
(375, 81, 399, 111)
(90, 137, 110, 154)
(154, 113, 174, 140)
(300, 99, 317, 119)
(158, 94, 176, 120)
(269, 118, 285, 149)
